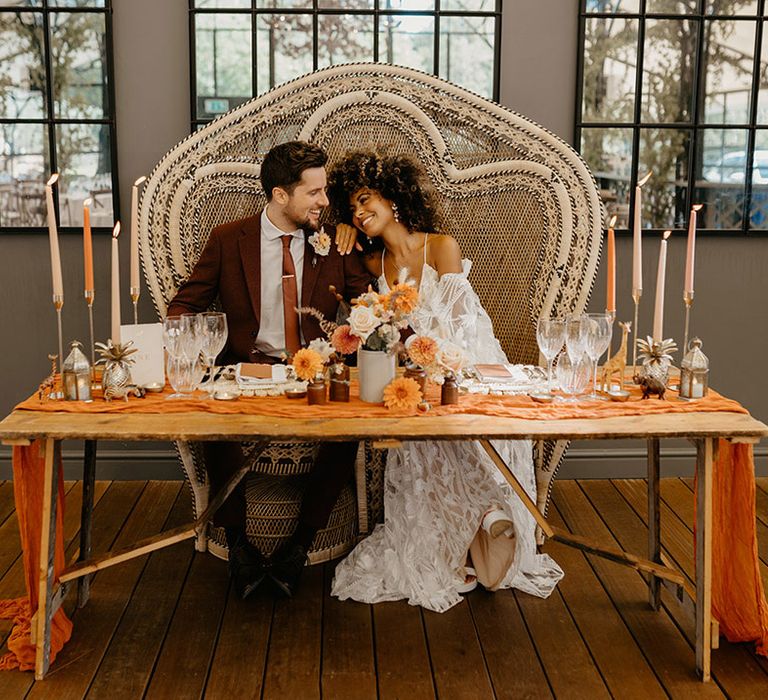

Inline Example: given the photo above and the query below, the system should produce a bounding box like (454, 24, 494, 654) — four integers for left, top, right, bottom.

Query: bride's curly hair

(327, 151, 442, 250)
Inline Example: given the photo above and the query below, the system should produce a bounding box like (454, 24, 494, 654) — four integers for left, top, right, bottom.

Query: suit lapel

(238, 215, 262, 325)
(301, 230, 321, 309)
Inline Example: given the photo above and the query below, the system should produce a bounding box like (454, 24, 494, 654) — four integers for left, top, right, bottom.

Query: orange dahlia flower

(292, 348, 324, 381)
(383, 376, 422, 410)
(388, 283, 419, 314)
(330, 324, 361, 355)
(408, 335, 438, 367)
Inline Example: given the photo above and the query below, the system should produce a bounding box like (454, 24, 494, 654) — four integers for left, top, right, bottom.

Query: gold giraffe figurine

(38, 354, 58, 401)
(600, 321, 632, 392)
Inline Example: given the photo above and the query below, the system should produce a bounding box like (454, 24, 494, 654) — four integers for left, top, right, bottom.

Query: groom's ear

(272, 186, 290, 205)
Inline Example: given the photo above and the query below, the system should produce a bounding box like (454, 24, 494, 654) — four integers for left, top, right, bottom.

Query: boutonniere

(308, 227, 331, 264)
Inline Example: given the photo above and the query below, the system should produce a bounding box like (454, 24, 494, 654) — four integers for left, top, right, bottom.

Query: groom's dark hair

(261, 141, 328, 200)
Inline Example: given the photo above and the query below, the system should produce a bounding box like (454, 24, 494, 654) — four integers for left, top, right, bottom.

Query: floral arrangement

(347, 270, 419, 353)
(406, 334, 466, 384)
(292, 347, 324, 381)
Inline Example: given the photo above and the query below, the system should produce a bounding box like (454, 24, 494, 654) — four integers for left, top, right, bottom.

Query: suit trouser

(203, 440, 359, 535)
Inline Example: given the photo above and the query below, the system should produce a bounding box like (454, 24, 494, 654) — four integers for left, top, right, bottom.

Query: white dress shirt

(254, 209, 305, 357)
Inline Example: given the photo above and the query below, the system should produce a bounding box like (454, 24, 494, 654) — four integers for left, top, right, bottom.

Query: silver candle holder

(51, 293, 64, 399)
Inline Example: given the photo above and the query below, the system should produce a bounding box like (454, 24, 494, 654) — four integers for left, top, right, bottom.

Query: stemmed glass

(565, 314, 589, 362)
(555, 351, 590, 402)
(166, 354, 197, 399)
(536, 317, 566, 395)
(162, 316, 184, 360)
(199, 312, 228, 398)
(583, 313, 613, 399)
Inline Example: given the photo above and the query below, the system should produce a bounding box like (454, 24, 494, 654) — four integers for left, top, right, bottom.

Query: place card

(120, 322, 164, 387)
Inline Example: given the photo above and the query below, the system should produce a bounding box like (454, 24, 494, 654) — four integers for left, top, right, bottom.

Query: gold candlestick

(604, 309, 616, 390)
(130, 290, 139, 325)
(85, 289, 96, 384)
(52, 294, 64, 399)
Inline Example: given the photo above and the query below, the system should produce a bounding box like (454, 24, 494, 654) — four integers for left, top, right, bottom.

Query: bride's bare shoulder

(425, 233, 462, 274)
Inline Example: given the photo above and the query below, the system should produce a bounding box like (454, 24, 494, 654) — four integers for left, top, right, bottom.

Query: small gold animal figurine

(600, 321, 632, 391)
(634, 373, 666, 400)
(38, 354, 58, 401)
(103, 384, 146, 402)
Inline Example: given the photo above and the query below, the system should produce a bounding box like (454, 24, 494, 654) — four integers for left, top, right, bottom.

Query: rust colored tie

(281, 234, 301, 355)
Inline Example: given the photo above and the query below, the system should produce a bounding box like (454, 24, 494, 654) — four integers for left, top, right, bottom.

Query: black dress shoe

(228, 538, 268, 600)
(268, 542, 309, 598)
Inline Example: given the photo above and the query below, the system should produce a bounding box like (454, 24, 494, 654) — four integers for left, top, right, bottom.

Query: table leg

(695, 437, 716, 681)
(648, 437, 661, 610)
(77, 439, 97, 608)
(35, 438, 61, 680)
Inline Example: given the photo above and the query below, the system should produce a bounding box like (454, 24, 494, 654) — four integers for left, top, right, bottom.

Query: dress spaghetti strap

(423, 233, 429, 265)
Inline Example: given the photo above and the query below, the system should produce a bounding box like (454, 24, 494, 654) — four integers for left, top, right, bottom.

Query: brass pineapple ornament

(636, 336, 678, 384)
(96, 340, 138, 393)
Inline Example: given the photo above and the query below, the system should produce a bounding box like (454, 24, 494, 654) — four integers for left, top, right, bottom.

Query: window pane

(0, 12, 45, 119)
(51, 11, 108, 119)
(0, 122, 47, 227)
(441, 0, 494, 10)
(579, 127, 633, 226)
(380, 0, 434, 10)
(56, 122, 112, 227)
(195, 13, 252, 119)
(584, 0, 639, 11)
(702, 20, 755, 124)
(195, 0, 251, 7)
(439, 15, 494, 99)
(255, 14, 313, 93)
(748, 129, 768, 228)
(638, 128, 690, 228)
(582, 17, 638, 123)
(378, 14, 434, 72)
(695, 128, 747, 229)
(755, 20, 768, 122)
(642, 19, 697, 123)
(255, 0, 312, 8)
(0, 1, 42, 6)
(705, 0, 758, 14)
(646, 1, 695, 13)
(318, 0, 374, 9)
(317, 14, 374, 69)
(48, 1, 106, 7)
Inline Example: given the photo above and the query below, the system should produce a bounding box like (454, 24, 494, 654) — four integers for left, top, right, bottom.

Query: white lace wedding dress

(331, 250, 563, 612)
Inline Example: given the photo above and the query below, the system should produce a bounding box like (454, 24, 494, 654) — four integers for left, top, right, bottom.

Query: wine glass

(555, 350, 590, 402)
(162, 316, 184, 359)
(199, 312, 228, 397)
(179, 313, 204, 362)
(583, 313, 613, 399)
(536, 317, 566, 395)
(565, 314, 588, 362)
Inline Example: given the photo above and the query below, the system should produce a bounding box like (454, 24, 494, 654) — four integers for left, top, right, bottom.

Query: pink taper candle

(652, 231, 672, 342)
(684, 204, 703, 297)
(45, 174, 63, 298)
(83, 198, 94, 294)
(130, 175, 147, 295)
(606, 215, 617, 313)
(632, 171, 652, 296)
(111, 222, 122, 343)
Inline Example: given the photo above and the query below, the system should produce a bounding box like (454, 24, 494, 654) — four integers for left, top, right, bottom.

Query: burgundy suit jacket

(167, 212, 373, 364)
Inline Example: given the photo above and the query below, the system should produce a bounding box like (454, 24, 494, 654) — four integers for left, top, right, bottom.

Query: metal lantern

(62, 340, 92, 402)
(679, 337, 709, 400)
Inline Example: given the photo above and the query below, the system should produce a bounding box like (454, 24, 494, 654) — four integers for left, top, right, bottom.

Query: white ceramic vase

(358, 348, 396, 403)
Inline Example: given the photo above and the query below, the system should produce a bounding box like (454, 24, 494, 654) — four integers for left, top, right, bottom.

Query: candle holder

(631, 290, 641, 376)
(85, 290, 96, 384)
(682, 290, 694, 359)
(130, 289, 139, 325)
(604, 308, 616, 371)
(51, 294, 64, 399)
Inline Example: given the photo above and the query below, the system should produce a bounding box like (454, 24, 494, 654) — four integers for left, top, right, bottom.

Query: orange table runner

(2, 380, 767, 670)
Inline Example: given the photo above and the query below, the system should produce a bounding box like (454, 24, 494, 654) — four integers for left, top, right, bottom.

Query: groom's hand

(336, 223, 363, 255)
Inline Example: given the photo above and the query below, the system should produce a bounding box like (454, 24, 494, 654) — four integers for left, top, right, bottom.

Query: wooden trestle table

(0, 407, 766, 681)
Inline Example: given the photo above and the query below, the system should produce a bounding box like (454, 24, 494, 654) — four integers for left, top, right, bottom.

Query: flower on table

(383, 376, 422, 411)
(348, 304, 380, 342)
(308, 337, 334, 363)
(308, 227, 331, 256)
(408, 335, 438, 367)
(386, 281, 419, 315)
(437, 340, 465, 374)
(292, 347, 324, 381)
(331, 324, 361, 355)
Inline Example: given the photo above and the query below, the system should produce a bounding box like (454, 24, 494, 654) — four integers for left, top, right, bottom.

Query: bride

(326, 151, 563, 612)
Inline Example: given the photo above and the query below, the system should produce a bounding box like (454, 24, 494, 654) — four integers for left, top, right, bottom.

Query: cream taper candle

(45, 173, 63, 299)
(652, 230, 672, 342)
(111, 222, 122, 343)
(130, 175, 147, 296)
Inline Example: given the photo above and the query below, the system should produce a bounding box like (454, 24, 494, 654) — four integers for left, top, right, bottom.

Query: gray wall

(1, 0, 765, 478)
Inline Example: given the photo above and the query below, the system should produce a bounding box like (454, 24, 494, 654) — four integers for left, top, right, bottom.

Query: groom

(168, 141, 372, 599)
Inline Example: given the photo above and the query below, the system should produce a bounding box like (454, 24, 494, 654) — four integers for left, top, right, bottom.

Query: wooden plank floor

(0, 478, 766, 698)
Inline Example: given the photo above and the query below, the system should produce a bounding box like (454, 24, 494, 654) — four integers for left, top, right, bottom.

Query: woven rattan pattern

(141, 64, 603, 537)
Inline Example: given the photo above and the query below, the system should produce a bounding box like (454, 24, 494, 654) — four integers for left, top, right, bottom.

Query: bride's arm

(429, 234, 463, 277)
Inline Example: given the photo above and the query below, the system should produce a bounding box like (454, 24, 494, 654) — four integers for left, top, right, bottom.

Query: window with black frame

(577, 0, 768, 234)
(189, 0, 501, 129)
(0, 0, 117, 232)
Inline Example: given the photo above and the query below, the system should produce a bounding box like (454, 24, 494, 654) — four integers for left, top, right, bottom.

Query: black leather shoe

(228, 538, 268, 600)
(268, 542, 309, 598)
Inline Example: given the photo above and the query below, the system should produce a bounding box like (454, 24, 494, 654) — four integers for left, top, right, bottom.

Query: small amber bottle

(440, 374, 459, 405)
(307, 374, 327, 405)
(329, 362, 350, 402)
(403, 364, 427, 397)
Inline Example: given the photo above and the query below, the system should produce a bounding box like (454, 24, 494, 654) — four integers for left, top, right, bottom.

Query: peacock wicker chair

(139, 63, 603, 556)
